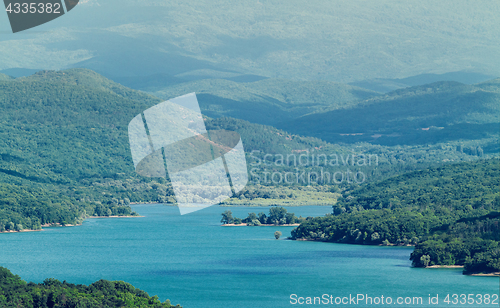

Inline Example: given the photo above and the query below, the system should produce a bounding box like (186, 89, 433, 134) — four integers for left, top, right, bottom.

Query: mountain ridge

(279, 79, 500, 145)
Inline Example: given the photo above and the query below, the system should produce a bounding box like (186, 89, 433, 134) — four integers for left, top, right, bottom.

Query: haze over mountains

(1, 0, 499, 84)
(150, 78, 380, 126)
(349, 71, 497, 93)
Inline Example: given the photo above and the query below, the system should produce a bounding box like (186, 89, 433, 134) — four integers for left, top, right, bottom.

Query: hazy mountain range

(280, 79, 500, 146)
(0, 69, 497, 190)
(1, 1, 499, 84)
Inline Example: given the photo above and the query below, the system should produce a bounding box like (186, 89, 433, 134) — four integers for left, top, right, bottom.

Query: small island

(221, 206, 304, 226)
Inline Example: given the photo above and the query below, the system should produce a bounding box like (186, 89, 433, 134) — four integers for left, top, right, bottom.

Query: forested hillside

(0, 74, 13, 81)
(0, 267, 179, 308)
(291, 159, 500, 274)
(150, 78, 380, 126)
(0, 69, 498, 230)
(0, 69, 353, 228)
(281, 80, 500, 146)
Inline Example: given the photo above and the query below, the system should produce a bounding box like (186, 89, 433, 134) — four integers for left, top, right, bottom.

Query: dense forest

(0, 267, 179, 308)
(291, 159, 500, 274)
(2, 69, 497, 231)
(0, 183, 137, 233)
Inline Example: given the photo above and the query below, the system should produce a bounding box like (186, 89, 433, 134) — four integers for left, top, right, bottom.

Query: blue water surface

(0, 204, 498, 308)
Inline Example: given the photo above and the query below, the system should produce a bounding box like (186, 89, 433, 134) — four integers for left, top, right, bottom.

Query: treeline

(0, 267, 179, 308)
(0, 183, 137, 232)
(410, 212, 500, 273)
(332, 159, 499, 214)
(291, 159, 500, 274)
(221, 206, 302, 226)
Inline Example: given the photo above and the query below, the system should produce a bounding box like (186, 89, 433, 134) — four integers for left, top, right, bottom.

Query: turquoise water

(0, 204, 498, 308)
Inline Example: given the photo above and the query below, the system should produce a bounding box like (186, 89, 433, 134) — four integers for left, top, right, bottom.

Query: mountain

(0, 73, 13, 81)
(1, 69, 349, 185)
(0, 69, 497, 231)
(0, 69, 165, 230)
(350, 71, 497, 93)
(150, 78, 380, 126)
(0, 68, 364, 227)
(394, 71, 496, 87)
(0, 69, 353, 201)
(475, 77, 500, 93)
(1, 1, 499, 83)
(0, 69, 160, 182)
(280, 80, 500, 145)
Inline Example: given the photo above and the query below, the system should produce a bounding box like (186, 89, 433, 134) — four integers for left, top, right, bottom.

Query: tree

(258, 212, 267, 224)
(247, 219, 262, 226)
(285, 212, 297, 224)
(268, 207, 287, 225)
(420, 255, 431, 267)
(244, 212, 258, 223)
(274, 231, 282, 240)
(5, 222, 14, 231)
(332, 204, 346, 215)
(220, 210, 234, 225)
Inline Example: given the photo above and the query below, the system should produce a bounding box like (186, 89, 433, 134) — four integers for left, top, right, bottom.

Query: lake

(0, 204, 498, 308)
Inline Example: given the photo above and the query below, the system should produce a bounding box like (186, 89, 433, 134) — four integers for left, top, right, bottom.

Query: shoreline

(130, 202, 170, 205)
(220, 203, 333, 207)
(294, 238, 415, 247)
(0, 229, 43, 234)
(426, 265, 464, 269)
(469, 272, 500, 277)
(131, 202, 333, 207)
(422, 265, 500, 276)
(0, 215, 143, 234)
(222, 223, 300, 227)
(86, 215, 144, 219)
